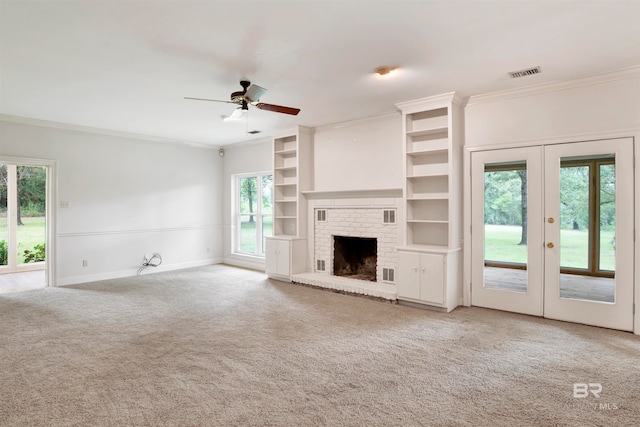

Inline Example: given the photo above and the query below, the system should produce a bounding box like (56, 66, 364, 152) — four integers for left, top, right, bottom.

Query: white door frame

(0, 156, 57, 287)
(543, 139, 634, 331)
(464, 131, 639, 334)
(470, 146, 544, 316)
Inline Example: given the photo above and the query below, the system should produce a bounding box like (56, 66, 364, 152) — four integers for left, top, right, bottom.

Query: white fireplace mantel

(301, 188, 402, 199)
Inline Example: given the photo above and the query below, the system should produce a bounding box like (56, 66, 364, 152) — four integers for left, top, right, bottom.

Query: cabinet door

(420, 253, 445, 304)
(398, 252, 421, 300)
(276, 240, 290, 275)
(265, 238, 279, 274)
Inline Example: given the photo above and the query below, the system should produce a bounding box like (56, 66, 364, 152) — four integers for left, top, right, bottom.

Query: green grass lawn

(0, 216, 46, 264)
(485, 224, 615, 271)
(239, 217, 273, 254)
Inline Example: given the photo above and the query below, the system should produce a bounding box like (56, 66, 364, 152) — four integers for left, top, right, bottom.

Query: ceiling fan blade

(184, 97, 236, 104)
(255, 103, 300, 115)
(244, 84, 267, 103)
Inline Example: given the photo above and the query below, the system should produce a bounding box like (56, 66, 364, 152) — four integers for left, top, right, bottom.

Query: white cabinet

(265, 237, 306, 281)
(397, 251, 444, 305)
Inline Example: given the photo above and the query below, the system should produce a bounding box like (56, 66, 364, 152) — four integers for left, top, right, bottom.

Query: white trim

(312, 112, 398, 133)
(232, 171, 272, 256)
(57, 225, 221, 238)
(465, 129, 640, 152)
(301, 188, 403, 199)
(222, 254, 266, 272)
(0, 114, 220, 150)
(465, 65, 640, 106)
(0, 156, 57, 287)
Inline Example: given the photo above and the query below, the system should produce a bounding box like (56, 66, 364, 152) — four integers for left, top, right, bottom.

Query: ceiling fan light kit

(185, 80, 301, 117)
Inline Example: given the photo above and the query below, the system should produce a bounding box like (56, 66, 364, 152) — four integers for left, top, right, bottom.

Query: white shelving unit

(266, 126, 313, 281)
(396, 93, 463, 312)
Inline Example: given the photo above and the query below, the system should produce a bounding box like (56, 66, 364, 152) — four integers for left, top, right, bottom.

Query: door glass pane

(559, 165, 589, 269)
(559, 159, 614, 303)
(0, 164, 7, 266)
(599, 164, 615, 272)
(483, 165, 527, 293)
(16, 166, 47, 265)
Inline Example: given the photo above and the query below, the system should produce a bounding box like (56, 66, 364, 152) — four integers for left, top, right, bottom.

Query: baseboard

(222, 255, 266, 273)
(56, 258, 222, 287)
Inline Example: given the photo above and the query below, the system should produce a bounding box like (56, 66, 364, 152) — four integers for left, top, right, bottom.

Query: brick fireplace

(291, 192, 400, 300)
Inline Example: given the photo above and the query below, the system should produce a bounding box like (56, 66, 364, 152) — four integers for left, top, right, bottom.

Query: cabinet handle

(421, 268, 425, 273)
(413, 268, 418, 272)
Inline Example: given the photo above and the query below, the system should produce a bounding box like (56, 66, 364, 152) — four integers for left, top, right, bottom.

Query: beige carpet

(1, 264, 638, 426)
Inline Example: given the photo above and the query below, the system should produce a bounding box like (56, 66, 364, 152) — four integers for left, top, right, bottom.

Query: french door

(471, 138, 634, 331)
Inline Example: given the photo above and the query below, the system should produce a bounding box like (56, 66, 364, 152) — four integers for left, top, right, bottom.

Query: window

(235, 173, 272, 256)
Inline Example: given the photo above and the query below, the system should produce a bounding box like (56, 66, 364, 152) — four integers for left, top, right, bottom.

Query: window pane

(17, 166, 46, 265)
(559, 165, 589, 269)
(483, 166, 528, 293)
(0, 164, 7, 266)
(483, 169, 527, 265)
(239, 214, 257, 254)
(599, 164, 615, 272)
(239, 177, 257, 214)
(261, 175, 273, 214)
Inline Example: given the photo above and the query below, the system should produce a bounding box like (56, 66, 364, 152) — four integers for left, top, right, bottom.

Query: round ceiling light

(375, 66, 398, 76)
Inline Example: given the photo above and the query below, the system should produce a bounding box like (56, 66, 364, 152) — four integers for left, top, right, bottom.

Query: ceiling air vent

(508, 66, 541, 79)
(247, 130, 262, 135)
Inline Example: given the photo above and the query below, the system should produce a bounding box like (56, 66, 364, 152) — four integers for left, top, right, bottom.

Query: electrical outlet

(82, 260, 88, 267)
(60, 201, 70, 208)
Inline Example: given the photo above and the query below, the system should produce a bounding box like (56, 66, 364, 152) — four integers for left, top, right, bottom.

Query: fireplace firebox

(333, 236, 377, 282)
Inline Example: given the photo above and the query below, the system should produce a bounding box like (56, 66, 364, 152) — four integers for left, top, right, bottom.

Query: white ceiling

(1, 0, 639, 147)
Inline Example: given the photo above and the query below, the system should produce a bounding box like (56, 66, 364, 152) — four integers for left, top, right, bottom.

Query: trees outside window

(235, 173, 272, 255)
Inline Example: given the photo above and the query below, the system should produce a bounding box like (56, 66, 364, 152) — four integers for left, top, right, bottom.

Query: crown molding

(395, 92, 462, 114)
(313, 111, 399, 133)
(0, 114, 220, 150)
(465, 65, 640, 107)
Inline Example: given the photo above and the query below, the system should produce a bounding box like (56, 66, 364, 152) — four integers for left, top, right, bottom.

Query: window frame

(233, 172, 273, 257)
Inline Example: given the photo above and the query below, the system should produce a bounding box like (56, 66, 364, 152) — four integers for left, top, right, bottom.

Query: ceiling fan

(185, 80, 300, 119)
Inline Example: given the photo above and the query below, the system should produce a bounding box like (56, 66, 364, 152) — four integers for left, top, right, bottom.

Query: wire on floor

(137, 253, 162, 275)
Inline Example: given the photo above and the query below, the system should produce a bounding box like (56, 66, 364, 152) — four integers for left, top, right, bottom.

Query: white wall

(313, 113, 402, 191)
(465, 70, 640, 147)
(0, 120, 223, 285)
(221, 138, 272, 271)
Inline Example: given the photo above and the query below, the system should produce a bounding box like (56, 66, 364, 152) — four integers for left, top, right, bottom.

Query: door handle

(546, 242, 554, 249)
(548, 217, 555, 224)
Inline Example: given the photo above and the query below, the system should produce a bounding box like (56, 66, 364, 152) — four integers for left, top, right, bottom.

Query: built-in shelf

(406, 126, 448, 137)
(407, 219, 449, 224)
(407, 193, 449, 200)
(271, 126, 313, 239)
